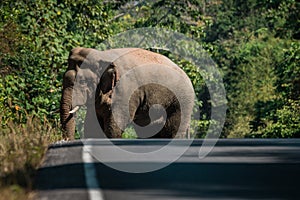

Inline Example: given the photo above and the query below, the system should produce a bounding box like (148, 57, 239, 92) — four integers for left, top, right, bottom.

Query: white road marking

(82, 144, 105, 200)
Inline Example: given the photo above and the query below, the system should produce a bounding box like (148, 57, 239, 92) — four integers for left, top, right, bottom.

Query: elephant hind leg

(149, 112, 182, 138)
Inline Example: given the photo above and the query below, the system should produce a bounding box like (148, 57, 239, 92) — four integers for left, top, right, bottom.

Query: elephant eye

(79, 80, 87, 85)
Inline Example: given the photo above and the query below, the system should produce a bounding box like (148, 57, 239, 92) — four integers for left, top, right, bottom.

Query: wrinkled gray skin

(60, 47, 194, 139)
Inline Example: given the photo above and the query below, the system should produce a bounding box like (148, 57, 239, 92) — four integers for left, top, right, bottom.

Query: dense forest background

(0, 0, 299, 138)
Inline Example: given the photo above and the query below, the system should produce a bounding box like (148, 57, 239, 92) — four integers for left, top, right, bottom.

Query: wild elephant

(60, 47, 194, 140)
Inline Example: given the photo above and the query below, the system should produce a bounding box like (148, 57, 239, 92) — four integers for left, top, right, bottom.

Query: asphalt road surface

(35, 139, 300, 200)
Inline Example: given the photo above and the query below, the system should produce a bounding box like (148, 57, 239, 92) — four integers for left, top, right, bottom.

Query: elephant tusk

(69, 106, 80, 114)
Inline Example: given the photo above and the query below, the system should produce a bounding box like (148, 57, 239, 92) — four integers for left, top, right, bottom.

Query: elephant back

(112, 49, 181, 78)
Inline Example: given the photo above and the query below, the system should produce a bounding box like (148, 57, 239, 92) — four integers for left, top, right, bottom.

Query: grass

(122, 125, 138, 139)
(0, 114, 62, 200)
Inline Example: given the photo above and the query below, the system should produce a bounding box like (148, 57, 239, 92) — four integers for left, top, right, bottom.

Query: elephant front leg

(96, 90, 125, 138)
(95, 104, 123, 138)
(102, 116, 123, 138)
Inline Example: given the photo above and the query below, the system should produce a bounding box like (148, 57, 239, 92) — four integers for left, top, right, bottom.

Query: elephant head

(60, 47, 121, 139)
(60, 47, 101, 139)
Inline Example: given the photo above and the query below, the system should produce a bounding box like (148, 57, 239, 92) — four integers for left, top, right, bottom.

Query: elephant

(60, 47, 194, 140)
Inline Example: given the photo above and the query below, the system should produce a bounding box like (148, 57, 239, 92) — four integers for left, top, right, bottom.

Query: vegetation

(0, 114, 62, 200)
(0, 0, 299, 198)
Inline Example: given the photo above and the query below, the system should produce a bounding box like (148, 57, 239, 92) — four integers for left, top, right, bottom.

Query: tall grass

(0, 114, 62, 200)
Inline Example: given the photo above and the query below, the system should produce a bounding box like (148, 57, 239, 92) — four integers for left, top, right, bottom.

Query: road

(35, 139, 300, 200)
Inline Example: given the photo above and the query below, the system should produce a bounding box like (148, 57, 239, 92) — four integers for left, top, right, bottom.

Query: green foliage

(0, 50, 61, 125)
(0, 0, 115, 127)
(224, 33, 286, 137)
(249, 100, 300, 138)
(122, 125, 138, 139)
(275, 42, 300, 99)
(247, 41, 300, 138)
(204, 0, 299, 138)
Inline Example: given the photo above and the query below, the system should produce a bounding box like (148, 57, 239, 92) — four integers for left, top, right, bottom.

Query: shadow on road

(35, 161, 300, 199)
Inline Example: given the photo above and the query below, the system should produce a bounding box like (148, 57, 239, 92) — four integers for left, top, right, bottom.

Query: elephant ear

(100, 63, 119, 94)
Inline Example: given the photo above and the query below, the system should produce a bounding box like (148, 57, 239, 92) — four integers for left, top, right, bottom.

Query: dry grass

(0, 115, 62, 200)
(0, 186, 36, 200)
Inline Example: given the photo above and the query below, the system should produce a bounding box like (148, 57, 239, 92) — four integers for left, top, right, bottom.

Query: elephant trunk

(60, 87, 75, 140)
(60, 70, 76, 140)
